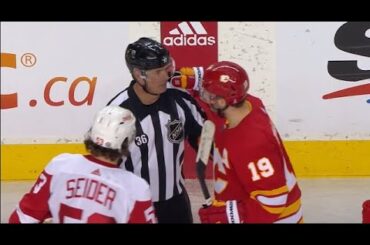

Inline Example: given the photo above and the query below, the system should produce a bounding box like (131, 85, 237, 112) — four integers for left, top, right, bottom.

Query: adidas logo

(91, 169, 101, 176)
(163, 22, 216, 46)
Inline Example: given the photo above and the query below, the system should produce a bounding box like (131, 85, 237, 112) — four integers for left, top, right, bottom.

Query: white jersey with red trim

(9, 154, 156, 223)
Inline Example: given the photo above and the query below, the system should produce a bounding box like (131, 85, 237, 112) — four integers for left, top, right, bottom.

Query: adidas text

(163, 35, 216, 46)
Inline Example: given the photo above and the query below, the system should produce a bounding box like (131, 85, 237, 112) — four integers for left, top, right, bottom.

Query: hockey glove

(170, 67, 204, 91)
(198, 200, 245, 223)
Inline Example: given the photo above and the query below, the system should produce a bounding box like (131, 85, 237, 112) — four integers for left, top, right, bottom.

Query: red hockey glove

(198, 200, 245, 223)
(170, 67, 204, 91)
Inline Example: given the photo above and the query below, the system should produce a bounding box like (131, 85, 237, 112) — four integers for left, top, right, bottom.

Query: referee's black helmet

(125, 37, 171, 72)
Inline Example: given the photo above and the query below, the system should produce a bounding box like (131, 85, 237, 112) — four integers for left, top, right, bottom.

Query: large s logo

(328, 22, 370, 81)
(324, 22, 370, 102)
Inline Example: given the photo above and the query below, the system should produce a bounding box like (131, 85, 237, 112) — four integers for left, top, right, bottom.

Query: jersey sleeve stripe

(15, 205, 41, 223)
(274, 205, 303, 223)
(181, 98, 205, 126)
(258, 197, 301, 216)
(256, 194, 288, 206)
(250, 185, 289, 198)
(278, 198, 302, 219)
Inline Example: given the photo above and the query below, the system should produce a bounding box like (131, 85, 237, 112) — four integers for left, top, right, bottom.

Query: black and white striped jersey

(108, 81, 206, 202)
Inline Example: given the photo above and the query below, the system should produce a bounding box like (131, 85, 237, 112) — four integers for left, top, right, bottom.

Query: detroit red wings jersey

(9, 154, 156, 223)
(211, 95, 303, 223)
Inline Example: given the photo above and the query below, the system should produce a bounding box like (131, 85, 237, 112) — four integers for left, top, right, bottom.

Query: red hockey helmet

(202, 61, 249, 105)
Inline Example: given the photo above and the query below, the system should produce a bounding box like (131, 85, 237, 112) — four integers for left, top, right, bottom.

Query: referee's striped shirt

(108, 81, 206, 202)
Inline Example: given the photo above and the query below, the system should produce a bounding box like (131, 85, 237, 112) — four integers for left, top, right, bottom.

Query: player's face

(144, 59, 175, 94)
(200, 88, 216, 104)
(200, 88, 225, 112)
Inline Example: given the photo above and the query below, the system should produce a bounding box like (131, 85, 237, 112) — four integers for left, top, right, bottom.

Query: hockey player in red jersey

(173, 61, 303, 223)
(9, 106, 156, 224)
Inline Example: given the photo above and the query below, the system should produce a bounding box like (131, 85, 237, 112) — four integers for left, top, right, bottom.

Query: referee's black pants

(153, 190, 193, 223)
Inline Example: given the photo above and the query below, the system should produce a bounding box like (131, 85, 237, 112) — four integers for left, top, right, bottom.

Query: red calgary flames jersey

(9, 154, 156, 223)
(210, 95, 303, 223)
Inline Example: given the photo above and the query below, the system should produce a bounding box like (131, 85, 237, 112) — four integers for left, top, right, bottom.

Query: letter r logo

(1, 53, 18, 109)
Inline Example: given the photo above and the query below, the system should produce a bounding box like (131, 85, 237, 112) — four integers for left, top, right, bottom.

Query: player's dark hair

(84, 138, 130, 162)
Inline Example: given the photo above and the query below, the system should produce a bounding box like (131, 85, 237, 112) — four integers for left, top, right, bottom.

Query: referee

(108, 37, 206, 223)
